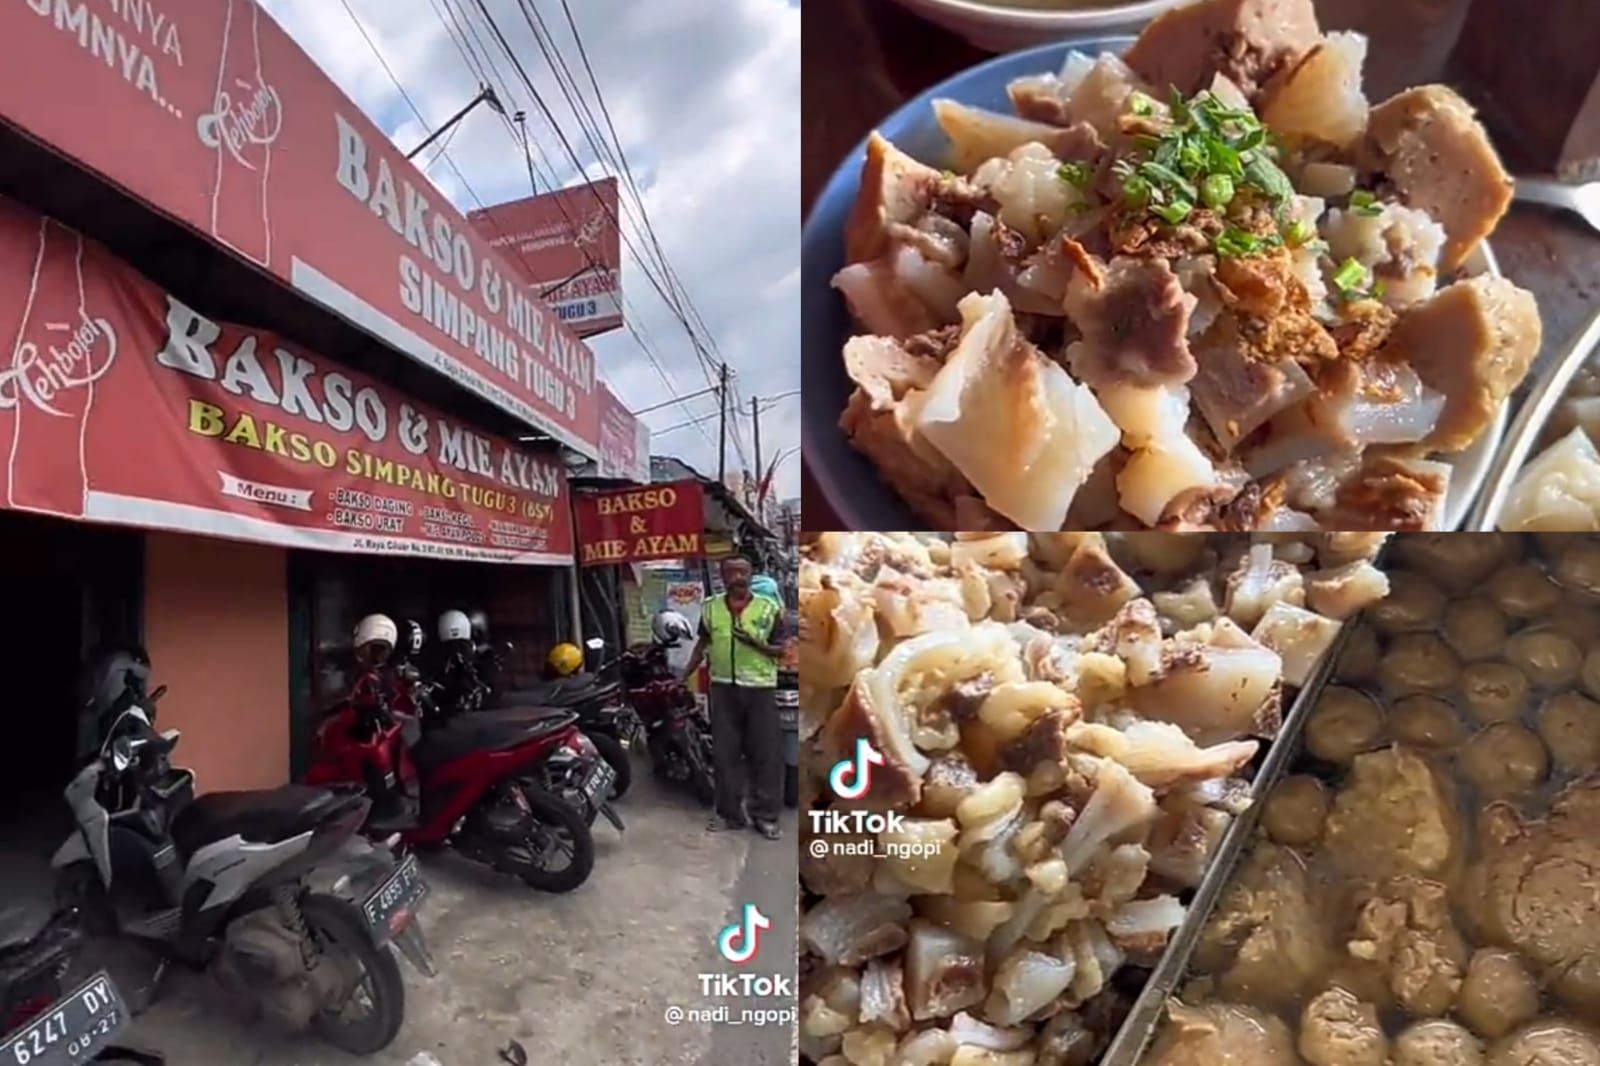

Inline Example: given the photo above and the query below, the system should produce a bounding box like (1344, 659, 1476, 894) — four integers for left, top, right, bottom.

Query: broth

(1145, 534, 1600, 1063)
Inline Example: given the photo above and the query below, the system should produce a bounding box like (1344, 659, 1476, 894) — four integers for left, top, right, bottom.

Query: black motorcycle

(475, 640, 640, 802)
(0, 898, 162, 1065)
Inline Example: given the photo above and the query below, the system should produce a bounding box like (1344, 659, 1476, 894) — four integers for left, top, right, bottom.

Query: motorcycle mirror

(585, 637, 604, 651)
(109, 736, 134, 773)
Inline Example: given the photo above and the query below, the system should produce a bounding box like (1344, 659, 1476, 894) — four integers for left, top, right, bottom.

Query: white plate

(890, 0, 1187, 52)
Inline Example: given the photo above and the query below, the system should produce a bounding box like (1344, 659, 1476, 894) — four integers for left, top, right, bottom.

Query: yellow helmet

(547, 642, 583, 676)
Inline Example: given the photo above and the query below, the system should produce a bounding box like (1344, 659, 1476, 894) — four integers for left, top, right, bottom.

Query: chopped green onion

(1349, 189, 1382, 217)
(1332, 257, 1369, 294)
(1216, 226, 1263, 258)
(1284, 218, 1314, 246)
(1152, 199, 1194, 224)
(1128, 92, 1155, 117)
(1371, 279, 1387, 299)
(1201, 173, 1235, 210)
(1242, 154, 1293, 203)
(1121, 173, 1152, 208)
(1057, 161, 1092, 187)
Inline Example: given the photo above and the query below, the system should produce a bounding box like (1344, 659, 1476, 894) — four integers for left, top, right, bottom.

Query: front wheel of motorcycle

(514, 787, 595, 893)
(301, 894, 406, 1055)
(587, 730, 632, 800)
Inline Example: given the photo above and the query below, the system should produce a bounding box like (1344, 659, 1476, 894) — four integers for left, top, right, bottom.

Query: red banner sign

(0, 0, 605, 457)
(574, 481, 703, 566)
(469, 178, 623, 338)
(0, 193, 572, 564)
(597, 383, 650, 485)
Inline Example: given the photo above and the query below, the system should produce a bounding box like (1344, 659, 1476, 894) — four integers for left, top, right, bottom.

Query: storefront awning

(0, 0, 647, 471)
(0, 194, 572, 565)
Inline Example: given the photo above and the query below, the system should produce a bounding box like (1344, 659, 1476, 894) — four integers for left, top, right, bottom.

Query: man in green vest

(684, 555, 787, 839)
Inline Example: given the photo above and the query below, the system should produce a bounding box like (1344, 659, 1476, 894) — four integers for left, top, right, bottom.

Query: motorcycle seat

(170, 785, 365, 857)
(410, 714, 574, 775)
(506, 675, 621, 708)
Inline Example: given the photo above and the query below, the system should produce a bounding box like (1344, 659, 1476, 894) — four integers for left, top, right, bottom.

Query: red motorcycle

(304, 668, 595, 893)
(616, 642, 715, 805)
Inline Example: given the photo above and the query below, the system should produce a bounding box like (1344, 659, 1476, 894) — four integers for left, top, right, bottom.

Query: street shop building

(0, 0, 650, 819)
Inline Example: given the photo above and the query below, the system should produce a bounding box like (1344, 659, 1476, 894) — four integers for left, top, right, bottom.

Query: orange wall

(144, 533, 289, 794)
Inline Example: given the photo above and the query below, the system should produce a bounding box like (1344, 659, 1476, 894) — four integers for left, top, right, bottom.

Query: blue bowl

(802, 37, 1134, 531)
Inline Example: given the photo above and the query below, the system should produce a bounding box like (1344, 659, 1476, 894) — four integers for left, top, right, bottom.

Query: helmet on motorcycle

(401, 619, 425, 656)
(547, 642, 583, 677)
(354, 614, 397, 663)
(468, 610, 489, 642)
(438, 609, 472, 643)
(651, 610, 695, 647)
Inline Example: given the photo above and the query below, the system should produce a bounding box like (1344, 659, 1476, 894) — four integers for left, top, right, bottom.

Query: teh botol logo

(0, 219, 119, 519)
(198, 0, 284, 268)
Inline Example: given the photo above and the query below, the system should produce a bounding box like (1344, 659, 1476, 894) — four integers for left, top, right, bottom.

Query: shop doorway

(0, 511, 142, 853)
(288, 552, 568, 774)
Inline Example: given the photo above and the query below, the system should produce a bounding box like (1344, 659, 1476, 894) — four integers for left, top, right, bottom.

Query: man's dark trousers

(708, 682, 780, 823)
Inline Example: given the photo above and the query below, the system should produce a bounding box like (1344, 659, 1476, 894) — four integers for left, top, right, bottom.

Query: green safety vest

(704, 593, 780, 688)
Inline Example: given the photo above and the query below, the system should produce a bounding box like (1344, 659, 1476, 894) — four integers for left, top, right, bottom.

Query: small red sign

(574, 481, 704, 566)
(469, 179, 624, 338)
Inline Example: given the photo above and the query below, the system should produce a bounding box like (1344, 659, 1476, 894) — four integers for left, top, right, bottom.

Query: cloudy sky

(262, 0, 800, 502)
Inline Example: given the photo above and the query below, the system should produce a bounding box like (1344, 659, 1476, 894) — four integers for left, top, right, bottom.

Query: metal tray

(1099, 613, 1362, 1065)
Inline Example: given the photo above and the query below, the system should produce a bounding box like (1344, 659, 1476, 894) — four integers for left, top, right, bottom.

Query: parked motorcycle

(614, 641, 715, 806)
(0, 897, 162, 1065)
(306, 658, 601, 892)
(476, 639, 640, 802)
(420, 641, 624, 833)
(52, 651, 429, 1055)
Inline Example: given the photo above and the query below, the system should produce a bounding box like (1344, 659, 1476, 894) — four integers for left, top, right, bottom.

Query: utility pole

(750, 395, 764, 521)
(405, 84, 504, 159)
(717, 362, 729, 488)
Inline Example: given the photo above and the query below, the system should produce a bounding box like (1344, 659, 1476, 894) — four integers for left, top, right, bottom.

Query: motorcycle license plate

(0, 972, 126, 1066)
(362, 853, 429, 938)
(582, 761, 615, 803)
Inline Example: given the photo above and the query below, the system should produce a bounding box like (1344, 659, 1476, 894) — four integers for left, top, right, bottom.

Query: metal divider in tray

(1100, 615, 1363, 1065)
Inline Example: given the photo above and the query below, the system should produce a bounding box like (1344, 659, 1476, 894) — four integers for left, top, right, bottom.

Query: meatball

(1553, 954, 1600, 1016)
(1506, 629, 1583, 687)
(1306, 687, 1386, 763)
(1473, 783, 1600, 1003)
(1299, 987, 1387, 1066)
(1487, 1022, 1600, 1066)
(1491, 564, 1563, 618)
(1338, 626, 1381, 684)
(1459, 949, 1540, 1040)
(1583, 648, 1600, 703)
(1195, 845, 1331, 1007)
(1445, 599, 1510, 662)
(1379, 634, 1461, 695)
(1370, 572, 1447, 634)
(1556, 538, 1600, 598)
(1537, 692, 1600, 770)
(1143, 1001, 1301, 1066)
(1391, 695, 1466, 749)
(1551, 605, 1600, 644)
(1263, 775, 1330, 846)
(1396, 535, 1514, 594)
(1324, 748, 1461, 881)
(1460, 662, 1531, 723)
(1460, 723, 1549, 798)
(1393, 1020, 1484, 1066)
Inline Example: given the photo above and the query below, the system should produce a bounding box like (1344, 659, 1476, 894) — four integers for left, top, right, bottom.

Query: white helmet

(354, 613, 398, 651)
(438, 609, 472, 642)
(651, 610, 694, 646)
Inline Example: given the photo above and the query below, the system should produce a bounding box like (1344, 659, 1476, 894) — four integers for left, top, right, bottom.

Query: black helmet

(401, 619, 425, 656)
(80, 647, 151, 734)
